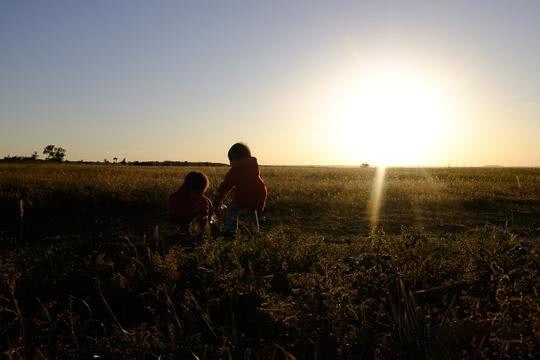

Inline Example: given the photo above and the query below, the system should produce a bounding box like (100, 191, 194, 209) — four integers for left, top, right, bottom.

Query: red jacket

(215, 157, 267, 212)
(168, 187, 211, 225)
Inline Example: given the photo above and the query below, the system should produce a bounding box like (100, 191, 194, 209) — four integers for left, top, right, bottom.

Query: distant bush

(43, 145, 66, 162)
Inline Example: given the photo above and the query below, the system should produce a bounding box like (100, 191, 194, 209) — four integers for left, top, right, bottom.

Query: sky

(1, 0, 539, 166)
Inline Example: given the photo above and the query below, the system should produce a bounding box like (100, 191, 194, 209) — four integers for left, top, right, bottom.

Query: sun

(326, 64, 455, 166)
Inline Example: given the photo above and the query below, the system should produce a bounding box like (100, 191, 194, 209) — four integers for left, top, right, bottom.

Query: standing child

(214, 143, 267, 238)
(168, 171, 213, 237)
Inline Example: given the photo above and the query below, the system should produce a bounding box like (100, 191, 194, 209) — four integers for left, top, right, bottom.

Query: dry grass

(0, 163, 539, 358)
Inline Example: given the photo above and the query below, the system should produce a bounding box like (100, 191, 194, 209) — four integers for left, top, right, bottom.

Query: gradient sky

(1, 1, 539, 166)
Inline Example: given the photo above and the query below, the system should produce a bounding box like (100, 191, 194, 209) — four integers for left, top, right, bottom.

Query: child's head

(182, 171, 209, 194)
(227, 142, 251, 162)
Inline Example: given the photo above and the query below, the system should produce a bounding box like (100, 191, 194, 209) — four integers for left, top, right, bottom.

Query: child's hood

(231, 156, 260, 176)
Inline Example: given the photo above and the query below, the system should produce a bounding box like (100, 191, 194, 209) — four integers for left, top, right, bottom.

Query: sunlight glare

(369, 166, 386, 233)
(326, 64, 455, 166)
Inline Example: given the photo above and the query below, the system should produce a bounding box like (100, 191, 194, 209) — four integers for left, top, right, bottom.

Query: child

(168, 171, 213, 236)
(214, 143, 267, 238)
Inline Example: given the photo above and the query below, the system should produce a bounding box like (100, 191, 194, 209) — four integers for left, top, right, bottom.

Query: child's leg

(196, 215, 209, 237)
(223, 203, 239, 238)
(250, 210, 260, 234)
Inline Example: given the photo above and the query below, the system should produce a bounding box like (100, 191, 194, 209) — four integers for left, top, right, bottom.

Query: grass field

(1, 163, 539, 358)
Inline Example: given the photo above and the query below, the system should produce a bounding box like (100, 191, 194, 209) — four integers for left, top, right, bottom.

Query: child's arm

(214, 168, 237, 207)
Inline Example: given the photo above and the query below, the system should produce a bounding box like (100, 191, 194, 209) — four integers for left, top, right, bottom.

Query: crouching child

(214, 143, 267, 239)
(168, 171, 213, 242)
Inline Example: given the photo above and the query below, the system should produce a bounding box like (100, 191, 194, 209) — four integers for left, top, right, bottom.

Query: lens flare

(369, 166, 386, 233)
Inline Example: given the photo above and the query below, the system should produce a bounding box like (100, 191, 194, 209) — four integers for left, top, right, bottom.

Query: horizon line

(2, 158, 539, 169)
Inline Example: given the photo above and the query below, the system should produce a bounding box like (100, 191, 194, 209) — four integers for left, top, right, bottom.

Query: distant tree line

(70, 160, 227, 167)
(2, 145, 368, 168)
(2, 145, 227, 167)
(2, 152, 40, 162)
(2, 145, 66, 162)
(127, 160, 227, 167)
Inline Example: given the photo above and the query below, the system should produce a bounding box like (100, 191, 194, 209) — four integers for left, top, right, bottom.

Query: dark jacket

(168, 187, 211, 225)
(215, 156, 267, 212)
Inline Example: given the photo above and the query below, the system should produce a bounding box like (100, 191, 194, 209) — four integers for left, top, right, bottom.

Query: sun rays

(367, 166, 446, 234)
(368, 166, 386, 233)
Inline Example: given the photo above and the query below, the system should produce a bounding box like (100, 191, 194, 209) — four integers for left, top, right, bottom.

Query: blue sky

(1, 1, 539, 165)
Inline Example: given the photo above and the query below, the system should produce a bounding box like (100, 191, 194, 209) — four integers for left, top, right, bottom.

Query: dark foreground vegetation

(1, 163, 539, 359)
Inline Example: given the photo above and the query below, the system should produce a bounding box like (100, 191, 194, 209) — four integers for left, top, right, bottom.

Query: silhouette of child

(168, 171, 213, 237)
(214, 143, 267, 238)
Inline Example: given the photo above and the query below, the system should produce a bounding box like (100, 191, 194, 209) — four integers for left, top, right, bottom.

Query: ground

(0, 163, 539, 359)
